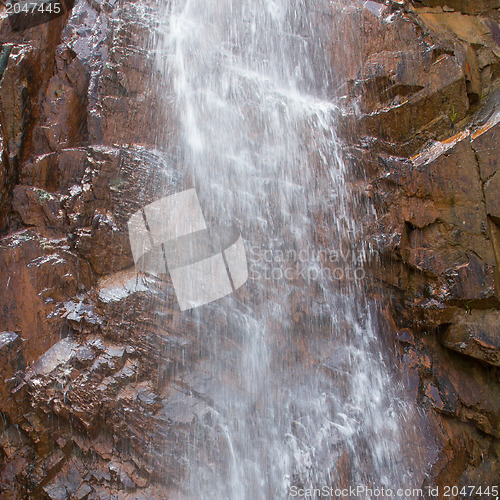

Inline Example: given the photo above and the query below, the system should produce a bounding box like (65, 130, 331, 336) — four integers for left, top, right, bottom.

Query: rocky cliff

(334, 0, 500, 490)
(0, 0, 498, 498)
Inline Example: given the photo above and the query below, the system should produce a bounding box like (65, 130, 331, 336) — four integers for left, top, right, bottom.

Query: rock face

(0, 0, 498, 498)
(0, 1, 189, 497)
(334, 0, 500, 489)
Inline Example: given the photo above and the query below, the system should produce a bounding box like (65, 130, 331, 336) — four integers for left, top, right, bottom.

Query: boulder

(12, 186, 64, 228)
(0, 332, 23, 416)
(0, 230, 93, 365)
(442, 310, 500, 366)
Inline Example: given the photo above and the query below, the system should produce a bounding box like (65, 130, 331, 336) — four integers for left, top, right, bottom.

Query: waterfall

(149, 0, 429, 497)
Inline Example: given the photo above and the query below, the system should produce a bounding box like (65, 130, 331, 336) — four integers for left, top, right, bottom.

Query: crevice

(0, 44, 12, 82)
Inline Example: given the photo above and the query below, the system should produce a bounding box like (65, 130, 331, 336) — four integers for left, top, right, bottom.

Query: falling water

(150, 0, 428, 497)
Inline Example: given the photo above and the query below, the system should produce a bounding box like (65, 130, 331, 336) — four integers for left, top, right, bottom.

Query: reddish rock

(19, 149, 89, 193)
(12, 185, 64, 228)
(416, 1, 500, 20)
(484, 172, 500, 221)
(472, 115, 500, 181)
(433, 351, 499, 437)
(337, 0, 500, 487)
(442, 310, 500, 366)
(81, 1, 172, 148)
(0, 332, 24, 417)
(0, 0, 498, 495)
(74, 209, 133, 276)
(34, 46, 90, 155)
(0, 45, 37, 165)
(0, 230, 93, 365)
(0, 121, 14, 231)
(42, 462, 83, 500)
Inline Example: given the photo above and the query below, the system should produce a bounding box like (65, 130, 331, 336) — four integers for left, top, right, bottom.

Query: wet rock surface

(0, 0, 498, 497)
(337, 0, 500, 490)
(0, 0, 190, 497)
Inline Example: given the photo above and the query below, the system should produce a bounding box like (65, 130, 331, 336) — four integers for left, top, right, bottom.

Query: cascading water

(150, 0, 429, 497)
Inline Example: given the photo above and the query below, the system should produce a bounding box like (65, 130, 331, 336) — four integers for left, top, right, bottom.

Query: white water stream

(150, 1, 428, 497)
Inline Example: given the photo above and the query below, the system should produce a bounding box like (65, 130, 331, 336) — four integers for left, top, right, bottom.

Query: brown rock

(355, 52, 467, 149)
(442, 310, 500, 366)
(83, 2, 171, 148)
(465, 44, 482, 102)
(431, 352, 499, 436)
(42, 462, 83, 500)
(0, 125, 14, 231)
(75, 482, 92, 500)
(488, 217, 500, 297)
(74, 210, 133, 276)
(472, 112, 500, 180)
(0, 45, 36, 164)
(380, 125, 498, 304)
(416, 11, 495, 47)
(19, 149, 89, 193)
(34, 47, 89, 155)
(484, 172, 500, 221)
(12, 185, 64, 228)
(334, 5, 473, 155)
(0, 230, 93, 366)
(342, 1, 500, 484)
(415, 0, 500, 16)
(0, 332, 24, 417)
(0, 0, 498, 495)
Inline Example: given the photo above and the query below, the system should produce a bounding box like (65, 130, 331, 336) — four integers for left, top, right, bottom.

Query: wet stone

(89, 353, 119, 375)
(73, 345, 96, 365)
(115, 359, 138, 382)
(42, 464, 82, 500)
(86, 338, 106, 352)
(107, 345, 125, 359)
(396, 328, 415, 345)
(64, 300, 102, 327)
(0, 332, 20, 350)
(137, 389, 157, 407)
(75, 482, 93, 500)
